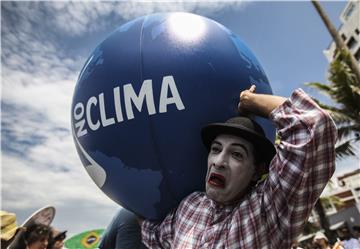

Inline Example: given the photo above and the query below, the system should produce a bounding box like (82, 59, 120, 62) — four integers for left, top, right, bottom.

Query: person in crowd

(47, 228, 66, 249)
(101, 86, 337, 248)
(312, 232, 331, 249)
(337, 226, 360, 249)
(291, 239, 304, 249)
(99, 209, 146, 249)
(11, 223, 51, 249)
(353, 225, 360, 240)
(1, 211, 25, 249)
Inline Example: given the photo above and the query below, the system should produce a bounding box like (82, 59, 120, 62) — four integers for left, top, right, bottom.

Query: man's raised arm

(239, 86, 337, 247)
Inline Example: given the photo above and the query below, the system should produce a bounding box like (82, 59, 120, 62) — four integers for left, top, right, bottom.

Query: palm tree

(307, 50, 360, 159)
(301, 1, 360, 243)
(306, 49, 360, 243)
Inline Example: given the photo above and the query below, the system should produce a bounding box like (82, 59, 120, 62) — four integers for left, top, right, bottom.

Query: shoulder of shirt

(180, 191, 206, 205)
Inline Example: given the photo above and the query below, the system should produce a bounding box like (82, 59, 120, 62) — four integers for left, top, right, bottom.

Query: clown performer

(99, 85, 337, 249)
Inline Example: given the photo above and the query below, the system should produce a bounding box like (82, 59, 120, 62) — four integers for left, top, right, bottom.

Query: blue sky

(2, 1, 359, 237)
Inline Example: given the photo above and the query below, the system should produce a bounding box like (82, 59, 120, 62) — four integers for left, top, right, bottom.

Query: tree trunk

(314, 200, 337, 243)
(311, 0, 360, 85)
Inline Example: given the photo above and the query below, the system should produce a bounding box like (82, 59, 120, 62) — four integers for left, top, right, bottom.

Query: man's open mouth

(208, 173, 226, 188)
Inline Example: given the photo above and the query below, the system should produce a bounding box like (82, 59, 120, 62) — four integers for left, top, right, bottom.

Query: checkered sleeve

(263, 88, 337, 247)
(141, 192, 203, 248)
(141, 208, 176, 249)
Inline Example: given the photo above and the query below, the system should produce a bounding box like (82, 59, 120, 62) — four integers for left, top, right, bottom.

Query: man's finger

(249, 85, 256, 92)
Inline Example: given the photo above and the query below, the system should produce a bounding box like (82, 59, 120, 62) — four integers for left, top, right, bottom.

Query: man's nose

(213, 153, 228, 169)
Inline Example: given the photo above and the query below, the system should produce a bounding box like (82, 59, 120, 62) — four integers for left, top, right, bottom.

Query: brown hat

(201, 116, 276, 169)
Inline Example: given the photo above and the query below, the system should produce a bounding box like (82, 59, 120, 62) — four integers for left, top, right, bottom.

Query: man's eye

(210, 146, 221, 153)
(232, 152, 243, 159)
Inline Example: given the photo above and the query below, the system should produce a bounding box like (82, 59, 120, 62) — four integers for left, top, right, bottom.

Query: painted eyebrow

(231, 143, 249, 156)
(211, 141, 249, 156)
(211, 141, 221, 146)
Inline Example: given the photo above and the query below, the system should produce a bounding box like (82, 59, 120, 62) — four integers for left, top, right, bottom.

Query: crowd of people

(292, 226, 360, 249)
(2, 207, 360, 249)
(1, 211, 66, 249)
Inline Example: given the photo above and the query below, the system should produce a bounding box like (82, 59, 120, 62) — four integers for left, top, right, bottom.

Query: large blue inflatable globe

(71, 12, 275, 220)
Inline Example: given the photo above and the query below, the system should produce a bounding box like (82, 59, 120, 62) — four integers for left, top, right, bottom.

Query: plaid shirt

(142, 89, 337, 249)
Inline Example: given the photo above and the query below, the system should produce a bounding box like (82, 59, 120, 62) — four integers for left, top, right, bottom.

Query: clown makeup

(205, 134, 257, 204)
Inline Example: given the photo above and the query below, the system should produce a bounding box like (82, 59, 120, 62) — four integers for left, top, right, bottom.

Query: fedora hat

(201, 116, 276, 169)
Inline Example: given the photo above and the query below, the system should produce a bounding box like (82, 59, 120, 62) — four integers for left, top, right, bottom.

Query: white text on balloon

(73, 75, 185, 138)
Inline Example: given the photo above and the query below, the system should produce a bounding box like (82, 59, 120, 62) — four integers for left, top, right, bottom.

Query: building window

(341, 34, 347, 41)
(343, 3, 355, 21)
(347, 37, 357, 50)
(355, 48, 360, 62)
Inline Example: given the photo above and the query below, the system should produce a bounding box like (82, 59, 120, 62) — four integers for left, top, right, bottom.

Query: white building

(321, 169, 360, 216)
(323, 0, 360, 63)
(301, 169, 360, 243)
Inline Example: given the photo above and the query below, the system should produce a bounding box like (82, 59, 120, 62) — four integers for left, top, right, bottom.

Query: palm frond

(320, 195, 344, 207)
(349, 85, 360, 96)
(335, 140, 357, 159)
(305, 50, 360, 161)
(336, 124, 360, 140)
(310, 98, 353, 123)
(306, 82, 333, 96)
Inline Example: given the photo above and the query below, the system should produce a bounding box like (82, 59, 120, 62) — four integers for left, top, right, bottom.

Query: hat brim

(201, 122, 276, 169)
(8, 206, 56, 249)
(21, 206, 56, 228)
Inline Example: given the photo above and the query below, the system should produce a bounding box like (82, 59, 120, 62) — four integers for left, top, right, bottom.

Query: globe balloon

(71, 12, 275, 220)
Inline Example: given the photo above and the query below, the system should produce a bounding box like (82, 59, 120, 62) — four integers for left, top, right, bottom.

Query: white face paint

(205, 134, 257, 204)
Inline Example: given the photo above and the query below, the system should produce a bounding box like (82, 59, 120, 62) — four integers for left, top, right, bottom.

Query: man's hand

(237, 85, 256, 116)
(237, 85, 287, 118)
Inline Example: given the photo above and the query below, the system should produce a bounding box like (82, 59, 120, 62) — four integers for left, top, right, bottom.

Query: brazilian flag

(65, 229, 104, 249)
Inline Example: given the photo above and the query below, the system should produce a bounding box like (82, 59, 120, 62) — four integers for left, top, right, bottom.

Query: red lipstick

(208, 173, 226, 188)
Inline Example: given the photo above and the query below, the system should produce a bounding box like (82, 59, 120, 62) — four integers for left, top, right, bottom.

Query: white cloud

(12, 1, 249, 37)
(2, 153, 118, 234)
(2, 74, 75, 127)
